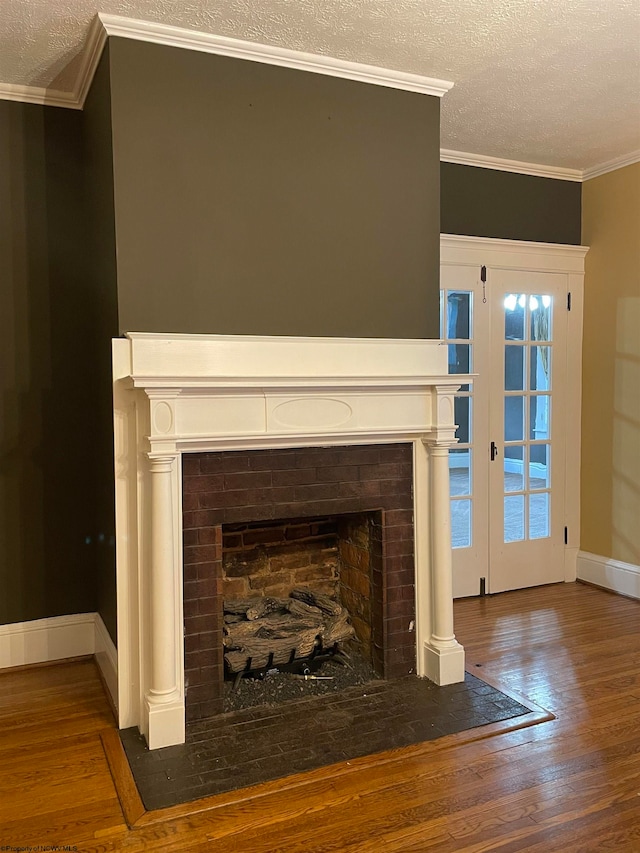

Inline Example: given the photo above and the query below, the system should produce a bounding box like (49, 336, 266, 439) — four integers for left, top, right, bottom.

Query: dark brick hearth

(122, 674, 532, 811)
(182, 443, 415, 722)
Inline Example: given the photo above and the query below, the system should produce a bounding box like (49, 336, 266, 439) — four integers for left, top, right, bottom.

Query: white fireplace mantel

(113, 333, 469, 749)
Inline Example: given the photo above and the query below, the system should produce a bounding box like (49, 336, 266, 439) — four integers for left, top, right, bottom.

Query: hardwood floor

(2, 582, 640, 851)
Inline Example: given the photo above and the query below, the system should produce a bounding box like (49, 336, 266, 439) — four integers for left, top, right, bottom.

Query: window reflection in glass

(449, 448, 471, 496)
(454, 396, 472, 443)
(530, 396, 550, 440)
(505, 396, 525, 441)
(448, 343, 471, 374)
(529, 493, 550, 539)
(505, 345, 525, 391)
(530, 295, 552, 341)
(504, 293, 526, 341)
(530, 346, 551, 391)
(447, 291, 472, 340)
(529, 444, 550, 489)
(504, 445, 525, 492)
(504, 495, 525, 542)
(451, 499, 471, 548)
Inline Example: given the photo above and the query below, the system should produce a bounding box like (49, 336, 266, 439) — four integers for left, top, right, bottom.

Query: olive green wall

(581, 162, 640, 564)
(109, 38, 442, 339)
(0, 51, 119, 637)
(441, 162, 582, 245)
(82, 45, 120, 643)
(0, 101, 97, 624)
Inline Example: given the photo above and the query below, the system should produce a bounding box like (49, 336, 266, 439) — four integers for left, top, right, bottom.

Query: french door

(442, 260, 571, 596)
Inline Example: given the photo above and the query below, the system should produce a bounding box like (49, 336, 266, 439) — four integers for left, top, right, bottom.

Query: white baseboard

(564, 546, 578, 582)
(0, 612, 118, 710)
(577, 551, 640, 600)
(94, 614, 119, 711)
(0, 613, 96, 668)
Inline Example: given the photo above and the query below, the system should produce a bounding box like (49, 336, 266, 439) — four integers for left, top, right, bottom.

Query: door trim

(442, 234, 589, 272)
(441, 234, 588, 588)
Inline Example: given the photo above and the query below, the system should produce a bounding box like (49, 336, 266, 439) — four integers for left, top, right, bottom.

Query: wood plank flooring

(1, 582, 640, 851)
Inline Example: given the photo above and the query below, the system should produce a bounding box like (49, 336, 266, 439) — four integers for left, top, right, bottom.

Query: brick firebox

(182, 443, 415, 722)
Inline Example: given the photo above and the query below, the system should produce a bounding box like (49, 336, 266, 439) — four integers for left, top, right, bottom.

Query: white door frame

(441, 234, 588, 593)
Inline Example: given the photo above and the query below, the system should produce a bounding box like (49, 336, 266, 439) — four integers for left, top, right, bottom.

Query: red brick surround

(182, 443, 415, 722)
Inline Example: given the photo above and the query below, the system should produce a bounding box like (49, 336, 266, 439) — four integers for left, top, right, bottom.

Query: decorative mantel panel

(113, 333, 469, 749)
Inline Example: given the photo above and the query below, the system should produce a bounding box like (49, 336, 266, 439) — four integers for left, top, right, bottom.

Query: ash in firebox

(222, 642, 380, 713)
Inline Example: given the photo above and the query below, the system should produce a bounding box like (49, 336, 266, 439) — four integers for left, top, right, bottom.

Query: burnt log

(223, 597, 289, 619)
(290, 587, 343, 617)
(224, 627, 321, 673)
(321, 612, 356, 646)
(223, 612, 323, 649)
(286, 598, 324, 620)
(246, 597, 289, 621)
(223, 599, 256, 616)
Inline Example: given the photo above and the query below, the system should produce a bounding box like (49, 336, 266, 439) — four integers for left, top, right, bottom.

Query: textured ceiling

(2, 0, 640, 171)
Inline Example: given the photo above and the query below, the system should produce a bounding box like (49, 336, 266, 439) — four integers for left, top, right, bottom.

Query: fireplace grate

(225, 639, 350, 690)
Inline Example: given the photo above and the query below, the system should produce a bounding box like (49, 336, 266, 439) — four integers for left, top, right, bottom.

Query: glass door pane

(489, 269, 568, 594)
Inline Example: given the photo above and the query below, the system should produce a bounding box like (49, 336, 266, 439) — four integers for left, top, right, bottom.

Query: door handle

(490, 441, 499, 461)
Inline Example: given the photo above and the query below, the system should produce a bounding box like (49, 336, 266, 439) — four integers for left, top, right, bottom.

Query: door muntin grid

(503, 293, 552, 543)
(441, 289, 473, 549)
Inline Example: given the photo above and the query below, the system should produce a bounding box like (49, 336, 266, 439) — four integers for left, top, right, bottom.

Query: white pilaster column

(423, 440, 465, 685)
(144, 454, 185, 749)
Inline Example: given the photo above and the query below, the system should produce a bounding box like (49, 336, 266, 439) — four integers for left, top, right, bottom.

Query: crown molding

(439, 149, 583, 182)
(0, 15, 106, 109)
(582, 150, 640, 181)
(75, 15, 109, 107)
(98, 14, 454, 97)
(440, 147, 640, 182)
(0, 81, 81, 110)
(0, 12, 452, 109)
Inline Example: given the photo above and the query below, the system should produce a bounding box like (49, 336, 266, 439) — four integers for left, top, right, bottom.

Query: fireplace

(182, 444, 415, 721)
(113, 333, 467, 748)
